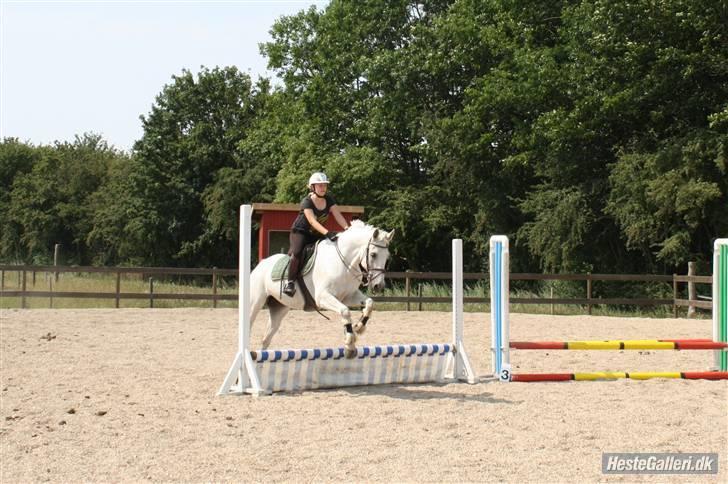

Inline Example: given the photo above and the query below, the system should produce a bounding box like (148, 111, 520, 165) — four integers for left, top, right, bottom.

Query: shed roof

(252, 202, 365, 215)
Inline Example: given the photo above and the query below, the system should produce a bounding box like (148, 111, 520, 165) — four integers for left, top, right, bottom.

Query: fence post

(418, 284, 423, 311)
(550, 286, 554, 316)
(21, 270, 27, 309)
(673, 274, 678, 318)
(405, 271, 411, 311)
(687, 261, 696, 318)
(149, 277, 154, 308)
(212, 267, 218, 309)
(115, 271, 121, 309)
(586, 273, 592, 315)
(54, 243, 61, 282)
(32, 271, 36, 287)
(1, 269, 4, 290)
(49, 277, 53, 308)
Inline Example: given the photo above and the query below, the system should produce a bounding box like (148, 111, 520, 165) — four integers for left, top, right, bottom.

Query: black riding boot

(282, 280, 296, 297)
(283, 254, 301, 296)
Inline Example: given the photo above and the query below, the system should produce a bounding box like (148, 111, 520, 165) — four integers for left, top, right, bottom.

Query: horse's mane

(341, 219, 379, 243)
(348, 219, 375, 232)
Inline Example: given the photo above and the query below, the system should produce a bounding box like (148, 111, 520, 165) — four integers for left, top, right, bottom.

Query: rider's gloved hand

(325, 231, 338, 241)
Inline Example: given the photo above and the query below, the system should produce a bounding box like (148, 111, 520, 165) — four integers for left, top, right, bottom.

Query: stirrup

(282, 281, 296, 297)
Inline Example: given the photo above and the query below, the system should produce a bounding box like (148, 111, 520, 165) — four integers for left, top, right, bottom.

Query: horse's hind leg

(248, 261, 278, 329)
(261, 297, 289, 349)
(248, 275, 268, 333)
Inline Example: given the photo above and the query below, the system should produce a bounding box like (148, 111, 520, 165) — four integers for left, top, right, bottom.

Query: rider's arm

(303, 208, 329, 235)
(329, 205, 349, 230)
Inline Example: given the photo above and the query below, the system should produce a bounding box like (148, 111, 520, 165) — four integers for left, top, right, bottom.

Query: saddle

(271, 241, 319, 281)
(271, 240, 322, 311)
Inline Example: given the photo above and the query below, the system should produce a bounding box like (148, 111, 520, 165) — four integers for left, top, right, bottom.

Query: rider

(283, 172, 349, 297)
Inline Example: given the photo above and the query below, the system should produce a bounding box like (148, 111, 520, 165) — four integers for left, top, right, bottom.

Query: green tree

(0, 139, 44, 262)
(263, 1, 487, 269)
(268, 0, 726, 273)
(109, 67, 270, 267)
(517, 0, 728, 272)
(6, 134, 122, 264)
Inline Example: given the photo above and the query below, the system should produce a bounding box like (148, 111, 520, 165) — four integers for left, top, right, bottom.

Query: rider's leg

(283, 231, 307, 296)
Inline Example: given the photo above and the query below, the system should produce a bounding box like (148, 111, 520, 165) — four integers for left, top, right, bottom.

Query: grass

(0, 271, 237, 309)
(0, 271, 705, 318)
(377, 280, 695, 318)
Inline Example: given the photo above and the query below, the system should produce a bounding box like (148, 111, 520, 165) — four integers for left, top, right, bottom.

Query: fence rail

(0, 264, 713, 315)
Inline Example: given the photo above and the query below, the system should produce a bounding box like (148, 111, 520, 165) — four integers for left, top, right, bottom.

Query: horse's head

(363, 226, 395, 293)
(340, 220, 395, 293)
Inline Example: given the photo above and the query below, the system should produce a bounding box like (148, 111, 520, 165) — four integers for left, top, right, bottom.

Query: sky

(0, 0, 328, 152)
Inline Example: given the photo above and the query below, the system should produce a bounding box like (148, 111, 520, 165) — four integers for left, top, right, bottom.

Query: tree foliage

(2, 0, 725, 274)
(90, 67, 274, 267)
(2, 134, 124, 264)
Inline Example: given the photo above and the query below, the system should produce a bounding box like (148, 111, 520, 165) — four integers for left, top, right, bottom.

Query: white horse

(250, 220, 395, 357)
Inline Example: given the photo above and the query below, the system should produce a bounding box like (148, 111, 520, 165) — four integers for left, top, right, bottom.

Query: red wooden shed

(252, 203, 365, 262)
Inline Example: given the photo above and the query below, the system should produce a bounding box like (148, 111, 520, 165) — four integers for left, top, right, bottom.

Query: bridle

(333, 234, 389, 288)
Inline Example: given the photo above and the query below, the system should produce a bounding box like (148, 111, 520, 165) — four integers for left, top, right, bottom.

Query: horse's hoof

(344, 347, 357, 359)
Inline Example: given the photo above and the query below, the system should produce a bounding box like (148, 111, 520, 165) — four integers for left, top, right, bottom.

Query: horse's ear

(386, 229, 395, 242)
(373, 229, 379, 239)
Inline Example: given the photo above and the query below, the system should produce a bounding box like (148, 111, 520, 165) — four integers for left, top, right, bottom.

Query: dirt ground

(1, 308, 726, 482)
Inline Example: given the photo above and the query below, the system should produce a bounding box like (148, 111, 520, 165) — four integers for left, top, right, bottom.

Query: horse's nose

(373, 280, 386, 292)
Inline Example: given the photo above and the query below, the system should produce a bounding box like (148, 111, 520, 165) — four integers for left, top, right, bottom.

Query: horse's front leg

(343, 290, 372, 335)
(317, 292, 358, 358)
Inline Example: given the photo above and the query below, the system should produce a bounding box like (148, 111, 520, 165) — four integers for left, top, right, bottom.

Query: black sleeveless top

(291, 194, 337, 235)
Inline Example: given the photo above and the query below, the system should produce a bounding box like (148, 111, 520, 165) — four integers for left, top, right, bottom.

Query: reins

(332, 233, 388, 289)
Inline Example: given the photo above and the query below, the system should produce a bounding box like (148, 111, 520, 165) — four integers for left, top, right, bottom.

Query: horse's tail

(249, 255, 282, 325)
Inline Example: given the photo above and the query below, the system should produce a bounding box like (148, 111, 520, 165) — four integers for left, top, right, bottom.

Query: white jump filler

(218, 204, 476, 396)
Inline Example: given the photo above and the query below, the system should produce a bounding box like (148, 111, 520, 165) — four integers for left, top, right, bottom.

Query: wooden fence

(0, 265, 237, 309)
(388, 271, 712, 316)
(0, 264, 713, 315)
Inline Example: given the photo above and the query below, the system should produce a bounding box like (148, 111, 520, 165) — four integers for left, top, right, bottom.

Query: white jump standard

(219, 204, 476, 396)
